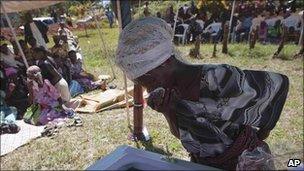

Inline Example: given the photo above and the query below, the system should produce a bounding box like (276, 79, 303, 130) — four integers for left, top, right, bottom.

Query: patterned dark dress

(174, 64, 289, 169)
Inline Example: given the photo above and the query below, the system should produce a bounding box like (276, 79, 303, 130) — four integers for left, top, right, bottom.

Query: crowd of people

(1, 12, 105, 134)
(145, 0, 302, 44)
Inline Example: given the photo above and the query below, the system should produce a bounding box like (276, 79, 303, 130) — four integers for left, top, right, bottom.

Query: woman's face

(133, 60, 174, 92)
(69, 52, 77, 63)
(28, 71, 43, 86)
(34, 50, 45, 61)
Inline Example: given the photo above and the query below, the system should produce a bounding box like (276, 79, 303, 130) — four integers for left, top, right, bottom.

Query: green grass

(1, 27, 303, 170)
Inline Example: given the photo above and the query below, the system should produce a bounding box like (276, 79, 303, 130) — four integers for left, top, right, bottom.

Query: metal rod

(1, 3, 29, 68)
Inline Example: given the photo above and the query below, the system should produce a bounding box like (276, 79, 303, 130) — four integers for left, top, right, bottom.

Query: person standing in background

(105, 6, 114, 28)
(143, 1, 151, 17)
(51, 9, 58, 23)
(23, 12, 49, 49)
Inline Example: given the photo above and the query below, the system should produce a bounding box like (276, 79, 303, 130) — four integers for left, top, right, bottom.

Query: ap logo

(287, 159, 302, 167)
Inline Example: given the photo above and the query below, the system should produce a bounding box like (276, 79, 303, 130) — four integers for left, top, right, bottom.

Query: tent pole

(138, 0, 141, 16)
(1, 3, 29, 68)
(116, 0, 131, 128)
(91, 9, 116, 79)
(228, 0, 236, 42)
(299, 15, 304, 46)
(172, 0, 180, 41)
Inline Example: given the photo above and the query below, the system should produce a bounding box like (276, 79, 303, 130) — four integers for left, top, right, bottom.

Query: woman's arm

(26, 79, 34, 105)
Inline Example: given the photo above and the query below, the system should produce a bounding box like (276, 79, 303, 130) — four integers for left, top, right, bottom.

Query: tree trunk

(222, 22, 228, 54)
(212, 42, 217, 58)
(249, 28, 258, 49)
(294, 40, 304, 59)
(189, 34, 202, 58)
(84, 23, 88, 37)
(273, 26, 287, 58)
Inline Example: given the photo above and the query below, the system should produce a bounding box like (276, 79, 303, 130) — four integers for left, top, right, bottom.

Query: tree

(68, 1, 93, 37)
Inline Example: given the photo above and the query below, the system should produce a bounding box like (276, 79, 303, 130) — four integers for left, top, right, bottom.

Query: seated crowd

(0, 23, 104, 134)
(153, 0, 302, 44)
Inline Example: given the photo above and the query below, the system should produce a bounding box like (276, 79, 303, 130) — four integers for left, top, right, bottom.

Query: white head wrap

(115, 17, 174, 80)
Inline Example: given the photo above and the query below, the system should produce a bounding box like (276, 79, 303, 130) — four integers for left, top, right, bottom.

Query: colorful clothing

(267, 26, 282, 38)
(50, 45, 68, 59)
(70, 60, 98, 91)
(0, 90, 17, 125)
(31, 79, 66, 125)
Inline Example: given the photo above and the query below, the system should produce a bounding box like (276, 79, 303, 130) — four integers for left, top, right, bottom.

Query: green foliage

(133, 1, 182, 19)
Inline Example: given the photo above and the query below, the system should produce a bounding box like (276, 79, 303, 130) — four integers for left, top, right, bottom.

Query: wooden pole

(299, 13, 304, 46)
(116, 0, 131, 127)
(172, 0, 180, 41)
(189, 34, 202, 58)
(222, 22, 228, 54)
(273, 26, 287, 58)
(249, 28, 258, 49)
(133, 84, 144, 139)
(228, 0, 236, 41)
(1, 3, 29, 68)
(91, 9, 116, 79)
(212, 42, 217, 58)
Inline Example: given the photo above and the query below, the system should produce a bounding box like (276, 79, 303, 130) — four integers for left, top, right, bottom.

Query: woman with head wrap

(31, 46, 73, 106)
(25, 65, 72, 125)
(67, 50, 102, 91)
(115, 17, 289, 170)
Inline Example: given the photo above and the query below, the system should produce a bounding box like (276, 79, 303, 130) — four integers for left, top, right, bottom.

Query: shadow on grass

(78, 34, 90, 38)
(131, 126, 172, 156)
(140, 139, 172, 156)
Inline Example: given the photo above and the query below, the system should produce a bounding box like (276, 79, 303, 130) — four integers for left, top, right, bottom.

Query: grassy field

(1, 28, 303, 170)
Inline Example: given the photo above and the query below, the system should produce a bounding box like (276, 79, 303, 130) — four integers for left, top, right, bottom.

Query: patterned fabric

(176, 64, 289, 159)
(116, 17, 174, 80)
(70, 59, 83, 76)
(50, 45, 68, 59)
(58, 28, 73, 38)
(70, 60, 98, 91)
(31, 79, 66, 125)
(0, 90, 17, 125)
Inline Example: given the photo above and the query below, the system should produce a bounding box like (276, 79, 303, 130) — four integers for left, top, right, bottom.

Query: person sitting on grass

(1, 63, 29, 119)
(0, 43, 24, 68)
(259, 21, 268, 44)
(67, 50, 105, 91)
(50, 35, 71, 82)
(267, 19, 282, 43)
(0, 69, 20, 134)
(25, 65, 72, 125)
(18, 39, 33, 63)
(58, 22, 74, 38)
(33, 48, 78, 109)
(115, 17, 289, 170)
(50, 35, 68, 59)
(28, 37, 51, 62)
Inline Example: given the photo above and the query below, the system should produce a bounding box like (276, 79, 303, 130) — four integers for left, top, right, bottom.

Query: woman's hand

(8, 83, 16, 93)
(147, 87, 180, 113)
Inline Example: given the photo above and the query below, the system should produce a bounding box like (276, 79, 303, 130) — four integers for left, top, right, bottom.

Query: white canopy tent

(1, 1, 62, 68)
(1, 1, 61, 14)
